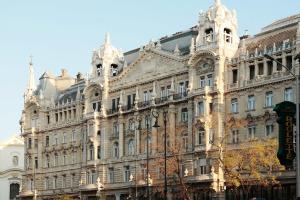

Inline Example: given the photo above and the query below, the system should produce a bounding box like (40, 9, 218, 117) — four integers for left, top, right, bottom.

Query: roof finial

(215, 0, 221, 6)
(29, 55, 33, 66)
(104, 32, 111, 45)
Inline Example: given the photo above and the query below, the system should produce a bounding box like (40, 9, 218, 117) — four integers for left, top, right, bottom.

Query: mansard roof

(124, 27, 198, 65)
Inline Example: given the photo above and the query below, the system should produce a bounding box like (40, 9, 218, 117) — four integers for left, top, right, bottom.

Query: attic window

(111, 64, 119, 77)
(205, 28, 214, 42)
(33, 110, 37, 114)
(95, 92, 99, 97)
(96, 64, 102, 76)
(224, 28, 232, 43)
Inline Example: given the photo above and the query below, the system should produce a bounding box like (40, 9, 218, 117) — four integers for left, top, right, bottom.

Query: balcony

(194, 144, 206, 152)
(80, 183, 97, 191)
(173, 92, 188, 101)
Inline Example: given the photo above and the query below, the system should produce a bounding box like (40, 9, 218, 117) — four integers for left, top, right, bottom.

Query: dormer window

(111, 64, 119, 76)
(224, 28, 232, 43)
(205, 28, 214, 43)
(96, 64, 102, 76)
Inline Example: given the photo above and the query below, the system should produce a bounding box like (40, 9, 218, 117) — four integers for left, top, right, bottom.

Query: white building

(0, 135, 24, 200)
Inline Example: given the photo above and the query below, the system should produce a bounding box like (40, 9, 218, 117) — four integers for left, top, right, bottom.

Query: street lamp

(145, 112, 152, 200)
(264, 53, 300, 199)
(152, 110, 168, 200)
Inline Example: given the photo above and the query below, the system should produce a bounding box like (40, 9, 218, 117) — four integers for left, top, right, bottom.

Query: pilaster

(187, 99, 194, 151)
(118, 115, 124, 157)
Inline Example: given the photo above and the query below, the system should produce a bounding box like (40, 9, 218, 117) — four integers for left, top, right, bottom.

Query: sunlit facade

(19, 0, 300, 199)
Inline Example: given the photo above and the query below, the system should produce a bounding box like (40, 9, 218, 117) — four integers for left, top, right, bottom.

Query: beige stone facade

(19, 0, 300, 200)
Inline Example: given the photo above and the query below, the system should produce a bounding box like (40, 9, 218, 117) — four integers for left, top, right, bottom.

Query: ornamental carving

(195, 58, 215, 75)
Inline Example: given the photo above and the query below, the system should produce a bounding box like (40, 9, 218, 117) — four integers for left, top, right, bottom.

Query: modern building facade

(19, 0, 300, 199)
(0, 135, 24, 200)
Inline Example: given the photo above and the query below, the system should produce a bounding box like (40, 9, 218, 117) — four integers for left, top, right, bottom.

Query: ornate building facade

(20, 0, 300, 199)
(0, 135, 24, 200)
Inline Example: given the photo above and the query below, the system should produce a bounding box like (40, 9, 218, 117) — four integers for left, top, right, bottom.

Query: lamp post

(264, 53, 300, 199)
(152, 110, 168, 200)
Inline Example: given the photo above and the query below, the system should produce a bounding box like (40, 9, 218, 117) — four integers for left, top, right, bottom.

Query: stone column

(263, 58, 268, 76)
(254, 61, 258, 77)
(273, 60, 278, 71)
(168, 104, 176, 148)
(282, 52, 287, 72)
(187, 99, 194, 151)
(119, 116, 124, 157)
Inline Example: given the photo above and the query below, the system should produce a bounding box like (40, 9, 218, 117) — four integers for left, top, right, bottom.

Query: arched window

(111, 64, 119, 76)
(224, 28, 232, 43)
(128, 139, 135, 156)
(89, 144, 94, 160)
(96, 64, 102, 76)
(113, 142, 119, 158)
(205, 28, 214, 42)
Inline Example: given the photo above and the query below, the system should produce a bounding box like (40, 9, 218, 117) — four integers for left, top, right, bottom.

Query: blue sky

(0, 0, 300, 141)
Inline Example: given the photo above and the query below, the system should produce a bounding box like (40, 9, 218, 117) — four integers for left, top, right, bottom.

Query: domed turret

(196, 0, 239, 57)
(91, 33, 126, 79)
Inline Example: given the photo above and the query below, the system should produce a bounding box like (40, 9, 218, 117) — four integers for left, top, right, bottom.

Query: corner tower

(196, 0, 239, 57)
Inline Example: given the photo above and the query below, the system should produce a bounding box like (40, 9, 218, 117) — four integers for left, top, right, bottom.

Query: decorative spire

(104, 32, 111, 46)
(24, 56, 36, 101)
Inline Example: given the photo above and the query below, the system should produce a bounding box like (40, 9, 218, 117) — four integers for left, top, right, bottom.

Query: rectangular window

(198, 130, 205, 145)
(276, 58, 282, 71)
(198, 159, 207, 175)
(112, 99, 116, 112)
(249, 65, 255, 80)
(231, 98, 238, 113)
(200, 76, 205, 88)
(108, 168, 114, 183)
(247, 95, 255, 110)
(232, 130, 239, 144)
(284, 88, 293, 102)
(232, 69, 238, 84)
(124, 166, 130, 182)
(97, 146, 101, 159)
(34, 139, 38, 148)
(71, 174, 75, 187)
(267, 61, 273, 75)
(198, 102, 204, 116)
(53, 176, 57, 189)
(46, 136, 49, 147)
(45, 177, 49, 190)
(207, 74, 213, 86)
(62, 175, 66, 188)
(47, 114, 50, 124)
(258, 63, 264, 75)
(113, 122, 119, 136)
(266, 124, 274, 136)
(144, 91, 149, 102)
(127, 95, 133, 110)
(265, 91, 273, 107)
(55, 113, 58, 122)
(34, 157, 38, 169)
(286, 56, 293, 70)
(248, 126, 256, 139)
(181, 108, 188, 122)
(28, 138, 32, 149)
